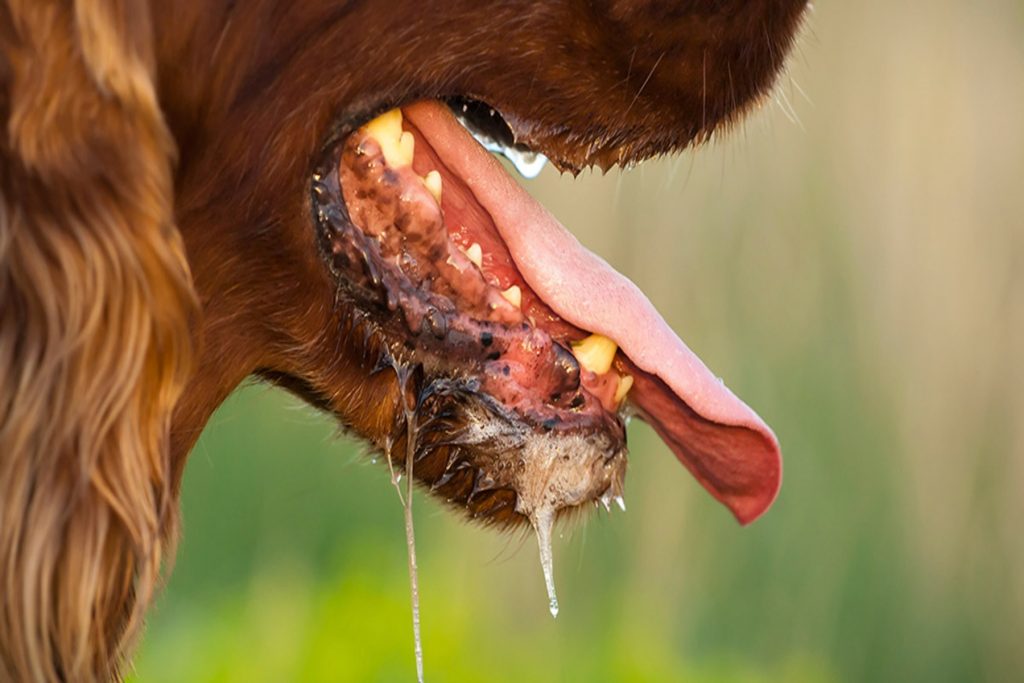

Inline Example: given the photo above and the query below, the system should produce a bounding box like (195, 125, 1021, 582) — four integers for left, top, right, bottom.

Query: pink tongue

(404, 102, 781, 525)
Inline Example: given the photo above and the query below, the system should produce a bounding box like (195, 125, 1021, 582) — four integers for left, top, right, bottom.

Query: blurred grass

(132, 2, 1023, 681)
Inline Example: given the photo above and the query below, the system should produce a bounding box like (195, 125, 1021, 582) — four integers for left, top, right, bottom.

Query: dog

(0, 1, 807, 679)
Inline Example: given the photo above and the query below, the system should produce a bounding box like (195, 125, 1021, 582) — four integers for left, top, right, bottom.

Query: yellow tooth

(423, 170, 442, 202)
(464, 242, 483, 268)
(363, 109, 402, 139)
(361, 108, 414, 168)
(614, 374, 634, 404)
(500, 285, 522, 308)
(571, 333, 617, 375)
(397, 131, 415, 166)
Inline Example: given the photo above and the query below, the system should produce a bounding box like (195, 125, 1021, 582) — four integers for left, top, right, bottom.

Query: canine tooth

(500, 285, 522, 308)
(397, 131, 415, 166)
(363, 108, 402, 139)
(614, 374, 633, 404)
(361, 108, 413, 168)
(465, 242, 483, 268)
(571, 333, 617, 375)
(423, 170, 442, 202)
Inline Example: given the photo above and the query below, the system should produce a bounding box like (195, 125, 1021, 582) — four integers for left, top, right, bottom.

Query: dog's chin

(382, 381, 626, 528)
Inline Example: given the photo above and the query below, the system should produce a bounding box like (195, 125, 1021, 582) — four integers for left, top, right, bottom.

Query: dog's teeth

(571, 333, 617, 375)
(614, 374, 633, 404)
(361, 108, 413, 168)
(465, 242, 483, 268)
(397, 131, 415, 166)
(423, 170, 442, 202)
(500, 285, 522, 309)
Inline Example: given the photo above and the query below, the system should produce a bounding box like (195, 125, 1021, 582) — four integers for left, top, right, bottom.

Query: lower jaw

(311, 106, 630, 525)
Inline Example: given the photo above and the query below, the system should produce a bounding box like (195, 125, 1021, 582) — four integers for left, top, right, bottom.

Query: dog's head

(0, 1, 807, 679)
(167, 0, 806, 525)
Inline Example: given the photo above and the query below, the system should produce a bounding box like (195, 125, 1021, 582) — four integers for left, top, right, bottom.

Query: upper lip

(448, 96, 623, 174)
(326, 93, 645, 176)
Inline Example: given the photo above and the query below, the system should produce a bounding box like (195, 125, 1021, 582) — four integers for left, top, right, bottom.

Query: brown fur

(0, 1, 807, 679)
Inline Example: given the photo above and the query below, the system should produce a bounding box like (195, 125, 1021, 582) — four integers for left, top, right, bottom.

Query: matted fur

(0, 1, 195, 680)
(0, 0, 807, 679)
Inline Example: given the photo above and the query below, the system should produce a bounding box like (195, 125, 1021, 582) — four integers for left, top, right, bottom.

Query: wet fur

(0, 0, 807, 679)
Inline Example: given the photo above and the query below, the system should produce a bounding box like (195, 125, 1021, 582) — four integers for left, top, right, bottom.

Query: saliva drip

(457, 112, 548, 179)
(529, 506, 560, 618)
(387, 364, 425, 683)
(492, 143, 548, 179)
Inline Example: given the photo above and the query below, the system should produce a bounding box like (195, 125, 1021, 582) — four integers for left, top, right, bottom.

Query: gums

(321, 119, 626, 431)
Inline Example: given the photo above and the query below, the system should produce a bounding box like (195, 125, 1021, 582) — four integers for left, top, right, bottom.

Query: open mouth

(312, 98, 780, 530)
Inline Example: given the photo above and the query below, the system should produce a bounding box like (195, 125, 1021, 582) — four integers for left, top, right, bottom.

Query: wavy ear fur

(0, 1, 195, 680)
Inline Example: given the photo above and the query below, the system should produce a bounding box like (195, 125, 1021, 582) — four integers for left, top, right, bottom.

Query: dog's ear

(0, 1, 195, 680)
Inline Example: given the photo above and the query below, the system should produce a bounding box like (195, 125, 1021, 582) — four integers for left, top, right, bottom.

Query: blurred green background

(131, 3, 1024, 682)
